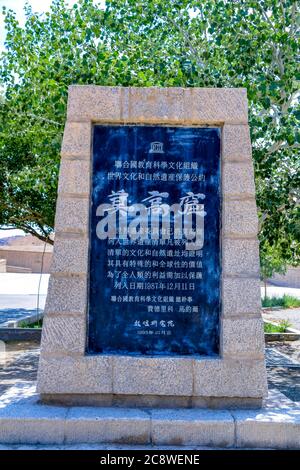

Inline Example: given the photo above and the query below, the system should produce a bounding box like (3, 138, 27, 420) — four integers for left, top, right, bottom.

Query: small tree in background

(260, 243, 288, 300)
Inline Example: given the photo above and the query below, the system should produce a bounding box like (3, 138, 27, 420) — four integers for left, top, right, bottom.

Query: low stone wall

(0, 328, 42, 342)
(0, 247, 52, 273)
(270, 267, 300, 289)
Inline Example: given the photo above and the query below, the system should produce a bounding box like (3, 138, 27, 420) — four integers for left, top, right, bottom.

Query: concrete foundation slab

(0, 384, 299, 449)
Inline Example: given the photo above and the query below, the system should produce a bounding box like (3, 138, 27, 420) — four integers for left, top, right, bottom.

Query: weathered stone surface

(65, 407, 151, 444)
(37, 85, 266, 403)
(66, 87, 248, 124)
(37, 356, 112, 394)
(221, 317, 265, 358)
(58, 159, 90, 195)
(40, 316, 86, 354)
(222, 124, 252, 161)
(233, 408, 300, 449)
(112, 356, 193, 396)
(151, 409, 234, 447)
(192, 397, 263, 410)
(223, 198, 258, 237)
(223, 162, 255, 196)
(44, 275, 87, 315)
(0, 404, 67, 444)
(223, 238, 260, 276)
(51, 236, 89, 275)
(67, 85, 121, 122)
(55, 196, 89, 233)
(193, 358, 268, 398)
(126, 87, 184, 123)
(61, 122, 92, 157)
(1, 398, 300, 448)
(223, 277, 261, 317)
(185, 88, 248, 124)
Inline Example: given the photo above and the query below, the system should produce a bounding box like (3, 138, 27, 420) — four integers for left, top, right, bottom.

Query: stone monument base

(0, 383, 299, 449)
(40, 393, 263, 410)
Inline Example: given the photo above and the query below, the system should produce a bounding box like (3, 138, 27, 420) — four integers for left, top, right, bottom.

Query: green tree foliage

(0, 0, 299, 271)
(260, 242, 287, 298)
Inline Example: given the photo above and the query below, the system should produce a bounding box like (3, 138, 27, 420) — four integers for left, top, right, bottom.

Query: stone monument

(37, 86, 267, 408)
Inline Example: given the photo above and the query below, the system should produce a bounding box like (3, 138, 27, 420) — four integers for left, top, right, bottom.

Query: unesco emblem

(149, 141, 164, 154)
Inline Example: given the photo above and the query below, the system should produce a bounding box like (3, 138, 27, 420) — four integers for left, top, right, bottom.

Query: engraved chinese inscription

(88, 125, 221, 356)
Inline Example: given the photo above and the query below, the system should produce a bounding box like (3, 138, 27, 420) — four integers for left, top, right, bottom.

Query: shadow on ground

(0, 342, 39, 395)
(1, 342, 300, 403)
(0, 308, 41, 326)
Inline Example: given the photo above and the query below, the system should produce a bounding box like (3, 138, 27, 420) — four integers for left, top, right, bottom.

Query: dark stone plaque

(88, 125, 221, 356)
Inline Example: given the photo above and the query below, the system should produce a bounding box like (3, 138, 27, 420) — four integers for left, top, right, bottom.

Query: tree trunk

(264, 278, 268, 300)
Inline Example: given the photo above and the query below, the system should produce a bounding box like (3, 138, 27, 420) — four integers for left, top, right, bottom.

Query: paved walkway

(0, 342, 40, 396)
(0, 342, 300, 403)
(263, 307, 300, 331)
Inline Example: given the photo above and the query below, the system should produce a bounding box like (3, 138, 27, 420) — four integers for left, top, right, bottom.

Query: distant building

(0, 235, 53, 273)
(268, 267, 300, 289)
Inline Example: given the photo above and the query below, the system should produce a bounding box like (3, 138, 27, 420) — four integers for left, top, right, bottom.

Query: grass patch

(262, 294, 300, 309)
(18, 319, 43, 329)
(264, 320, 292, 333)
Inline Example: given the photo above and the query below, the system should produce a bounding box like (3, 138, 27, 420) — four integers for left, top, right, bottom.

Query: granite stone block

(65, 407, 150, 444)
(37, 355, 113, 394)
(151, 409, 234, 447)
(40, 316, 86, 354)
(113, 356, 193, 396)
(223, 277, 261, 317)
(193, 358, 268, 398)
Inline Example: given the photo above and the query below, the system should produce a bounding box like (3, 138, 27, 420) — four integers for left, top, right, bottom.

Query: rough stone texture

(184, 88, 248, 124)
(66, 86, 248, 124)
(50, 236, 89, 275)
(112, 356, 193, 396)
(40, 393, 263, 409)
(193, 359, 268, 398)
(151, 409, 234, 447)
(3, 386, 298, 448)
(233, 408, 300, 449)
(223, 198, 258, 238)
(192, 397, 263, 410)
(38, 85, 266, 403)
(222, 277, 261, 317)
(222, 124, 252, 161)
(54, 196, 89, 234)
(40, 316, 86, 355)
(125, 87, 184, 123)
(221, 317, 265, 358)
(44, 275, 87, 315)
(1, 402, 300, 448)
(67, 85, 121, 122)
(37, 356, 112, 394)
(223, 238, 260, 276)
(223, 162, 255, 196)
(0, 404, 67, 444)
(65, 407, 151, 444)
(61, 122, 92, 157)
(58, 158, 90, 195)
